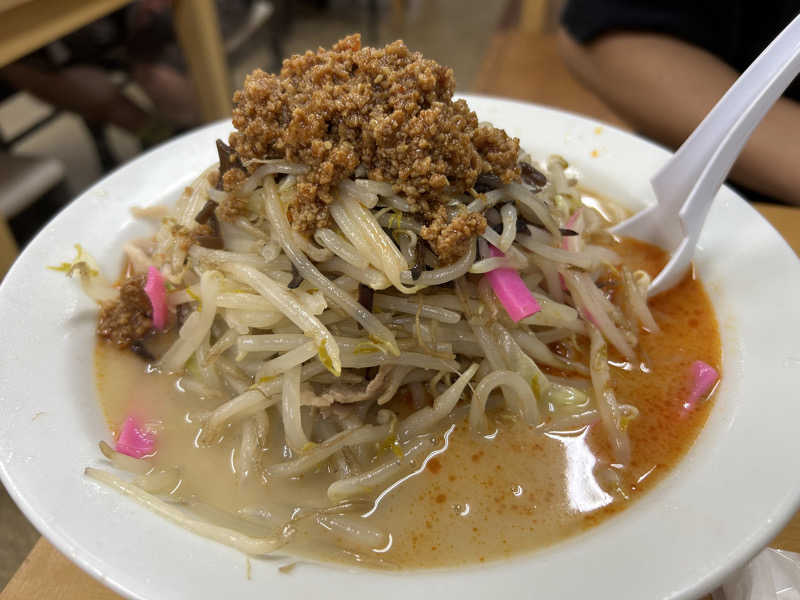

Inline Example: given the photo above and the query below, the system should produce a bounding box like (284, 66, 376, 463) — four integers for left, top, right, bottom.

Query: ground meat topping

(215, 192, 249, 223)
(420, 206, 486, 264)
(97, 275, 153, 348)
(229, 34, 520, 248)
(221, 168, 247, 191)
(206, 170, 220, 188)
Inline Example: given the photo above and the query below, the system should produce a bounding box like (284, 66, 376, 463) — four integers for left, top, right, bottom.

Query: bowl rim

(2, 94, 800, 600)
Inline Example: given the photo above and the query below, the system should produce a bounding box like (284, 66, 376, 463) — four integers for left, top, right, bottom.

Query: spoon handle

(651, 13, 800, 215)
(646, 13, 800, 297)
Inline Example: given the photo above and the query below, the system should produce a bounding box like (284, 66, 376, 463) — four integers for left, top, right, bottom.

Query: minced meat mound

(228, 34, 520, 252)
(214, 192, 249, 222)
(420, 206, 485, 264)
(97, 275, 152, 348)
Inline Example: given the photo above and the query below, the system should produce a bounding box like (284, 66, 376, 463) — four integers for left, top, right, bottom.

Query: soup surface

(95, 238, 720, 568)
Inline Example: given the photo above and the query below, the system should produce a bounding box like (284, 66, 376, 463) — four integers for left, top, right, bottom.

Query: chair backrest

(0, 151, 65, 219)
(520, 0, 567, 34)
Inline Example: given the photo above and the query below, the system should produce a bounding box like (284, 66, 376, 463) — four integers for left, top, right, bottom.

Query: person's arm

(557, 27, 800, 205)
(0, 63, 149, 134)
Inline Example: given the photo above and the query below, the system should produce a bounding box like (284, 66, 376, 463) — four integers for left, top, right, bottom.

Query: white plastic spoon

(612, 13, 800, 296)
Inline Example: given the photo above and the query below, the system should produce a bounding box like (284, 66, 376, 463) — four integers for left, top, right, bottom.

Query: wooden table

(3, 27, 800, 600)
(0, 0, 231, 122)
(0, 217, 16, 279)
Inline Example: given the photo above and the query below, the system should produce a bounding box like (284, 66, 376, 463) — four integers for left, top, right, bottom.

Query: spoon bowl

(612, 13, 800, 297)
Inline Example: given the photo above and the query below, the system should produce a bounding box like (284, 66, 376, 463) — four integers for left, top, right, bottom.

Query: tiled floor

(0, 0, 511, 591)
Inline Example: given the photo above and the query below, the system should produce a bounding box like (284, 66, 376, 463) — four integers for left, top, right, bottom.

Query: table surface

(2, 27, 800, 600)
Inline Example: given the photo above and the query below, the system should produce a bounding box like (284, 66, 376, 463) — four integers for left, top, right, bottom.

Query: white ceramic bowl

(2, 95, 800, 600)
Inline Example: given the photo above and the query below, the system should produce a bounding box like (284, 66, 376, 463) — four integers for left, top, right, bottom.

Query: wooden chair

(519, 0, 566, 34)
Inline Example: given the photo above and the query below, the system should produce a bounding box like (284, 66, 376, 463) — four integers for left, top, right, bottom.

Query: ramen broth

(95, 237, 720, 568)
